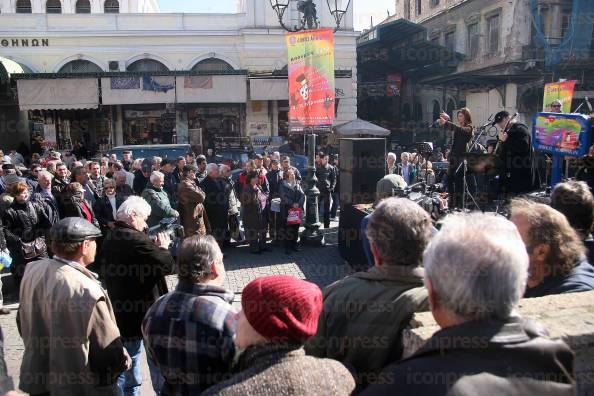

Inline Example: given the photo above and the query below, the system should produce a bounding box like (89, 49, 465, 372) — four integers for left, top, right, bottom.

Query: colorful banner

(286, 28, 335, 132)
(543, 80, 576, 113)
(386, 74, 401, 97)
(533, 112, 592, 157)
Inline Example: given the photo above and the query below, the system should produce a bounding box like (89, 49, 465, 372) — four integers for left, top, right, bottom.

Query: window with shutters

(104, 0, 119, 13)
(16, 0, 32, 13)
(76, 0, 91, 13)
(445, 30, 456, 52)
(46, 0, 62, 13)
(467, 22, 480, 58)
(487, 14, 500, 54)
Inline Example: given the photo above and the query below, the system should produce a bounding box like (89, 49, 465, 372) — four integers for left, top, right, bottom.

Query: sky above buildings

(158, 0, 395, 31)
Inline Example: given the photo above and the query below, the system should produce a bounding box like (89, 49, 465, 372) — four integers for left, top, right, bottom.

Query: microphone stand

(455, 122, 489, 211)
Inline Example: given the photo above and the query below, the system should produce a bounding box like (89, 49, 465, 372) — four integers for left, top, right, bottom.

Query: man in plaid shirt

(142, 235, 238, 395)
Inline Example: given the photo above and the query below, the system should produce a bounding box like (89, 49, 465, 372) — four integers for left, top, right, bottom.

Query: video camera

(392, 182, 449, 222)
(148, 217, 185, 242)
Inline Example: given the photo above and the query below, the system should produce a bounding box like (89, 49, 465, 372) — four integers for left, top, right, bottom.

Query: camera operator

(94, 196, 175, 395)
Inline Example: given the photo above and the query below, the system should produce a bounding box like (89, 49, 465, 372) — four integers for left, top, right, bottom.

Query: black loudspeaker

(339, 138, 386, 205)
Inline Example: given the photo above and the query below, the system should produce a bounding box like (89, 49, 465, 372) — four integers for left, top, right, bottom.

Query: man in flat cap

(18, 218, 131, 396)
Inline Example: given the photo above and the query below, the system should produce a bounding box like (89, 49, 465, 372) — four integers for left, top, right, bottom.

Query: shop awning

(17, 78, 99, 110)
(249, 77, 353, 101)
(176, 75, 247, 103)
(101, 76, 176, 105)
(250, 79, 288, 100)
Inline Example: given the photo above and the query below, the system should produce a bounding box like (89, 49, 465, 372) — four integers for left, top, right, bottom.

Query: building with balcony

(358, 0, 594, 145)
(0, 0, 357, 153)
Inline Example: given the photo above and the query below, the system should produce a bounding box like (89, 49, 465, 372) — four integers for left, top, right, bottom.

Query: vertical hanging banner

(543, 80, 576, 113)
(286, 28, 335, 133)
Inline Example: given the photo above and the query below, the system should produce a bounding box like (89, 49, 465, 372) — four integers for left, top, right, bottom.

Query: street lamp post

(269, 0, 351, 246)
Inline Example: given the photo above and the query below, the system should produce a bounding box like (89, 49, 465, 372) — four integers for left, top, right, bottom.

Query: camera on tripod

(148, 217, 185, 243)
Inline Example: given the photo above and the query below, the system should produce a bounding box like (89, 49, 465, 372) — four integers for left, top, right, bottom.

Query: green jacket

(305, 265, 428, 389)
(141, 185, 177, 227)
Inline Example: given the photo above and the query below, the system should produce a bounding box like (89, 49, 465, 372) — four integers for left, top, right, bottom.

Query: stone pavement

(0, 220, 352, 395)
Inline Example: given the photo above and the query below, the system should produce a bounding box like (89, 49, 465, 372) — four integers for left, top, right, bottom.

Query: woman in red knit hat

(202, 275, 355, 396)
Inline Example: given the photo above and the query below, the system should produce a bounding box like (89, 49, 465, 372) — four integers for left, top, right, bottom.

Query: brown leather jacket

(177, 176, 207, 236)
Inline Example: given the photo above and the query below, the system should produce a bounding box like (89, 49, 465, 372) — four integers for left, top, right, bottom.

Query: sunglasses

(552, 105, 562, 108)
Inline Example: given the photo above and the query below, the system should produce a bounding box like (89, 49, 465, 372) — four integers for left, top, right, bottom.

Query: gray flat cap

(50, 218, 102, 242)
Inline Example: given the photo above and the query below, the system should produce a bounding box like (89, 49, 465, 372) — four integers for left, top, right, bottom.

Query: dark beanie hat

(242, 275, 322, 343)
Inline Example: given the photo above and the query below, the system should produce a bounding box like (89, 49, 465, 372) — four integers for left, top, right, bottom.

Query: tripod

(454, 124, 488, 211)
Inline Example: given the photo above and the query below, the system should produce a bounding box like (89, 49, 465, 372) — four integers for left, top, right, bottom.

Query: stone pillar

(176, 108, 189, 144)
(115, 105, 123, 146)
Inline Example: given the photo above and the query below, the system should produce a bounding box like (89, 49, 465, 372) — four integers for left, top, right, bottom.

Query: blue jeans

(118, 340, 143, 396)
(148, 354, 164, 395)
(330, 191, 339, 218)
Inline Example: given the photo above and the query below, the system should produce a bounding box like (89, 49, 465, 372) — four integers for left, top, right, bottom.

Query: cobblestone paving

(0, 220, 352, 395)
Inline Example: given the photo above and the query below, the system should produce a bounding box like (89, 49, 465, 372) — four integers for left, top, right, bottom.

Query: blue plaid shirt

(142, 281, 238, 395)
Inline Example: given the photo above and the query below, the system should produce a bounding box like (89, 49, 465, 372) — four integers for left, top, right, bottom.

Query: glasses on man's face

(32, 169, 40, 173)
(104, 186, 115, 190)
(552, 105, 562, 109)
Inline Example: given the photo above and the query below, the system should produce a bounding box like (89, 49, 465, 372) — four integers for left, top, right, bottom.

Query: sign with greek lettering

(0, 39, 49, 47)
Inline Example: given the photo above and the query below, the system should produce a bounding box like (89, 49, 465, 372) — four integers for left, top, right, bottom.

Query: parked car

(215, 148, 252, 170)
(107, 144, 191, 161)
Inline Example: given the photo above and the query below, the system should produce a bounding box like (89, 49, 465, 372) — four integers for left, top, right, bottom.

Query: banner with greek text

(543, 80, 576, 113)
(286, 28, 335, 132)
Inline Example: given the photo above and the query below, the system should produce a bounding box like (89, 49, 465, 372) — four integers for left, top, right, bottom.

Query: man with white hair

(95, 196, 175, 396)
(200, 164, 230, 247)
(386, 152, 397, 175)
(141, 171, 179, 227)
(363, 213, 575, 395)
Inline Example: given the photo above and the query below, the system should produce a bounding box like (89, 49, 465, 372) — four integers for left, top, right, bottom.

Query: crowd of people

(0, 139, 592, 395)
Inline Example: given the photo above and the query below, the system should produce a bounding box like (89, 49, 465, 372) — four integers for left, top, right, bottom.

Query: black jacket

(316, 163, 336, 193)
(362, 317, 574, 396)
(133, 170, 149, 195)
(31, 186, 60, 228)
(93, 194, 125, 232)
(3, 200, 46, 266)
(266, 169, 283, 198)
(498, 122, 533, 194)
(61, 195, 100, 228)
(200, 176, 230, 234)
(94, 221, 175, 339)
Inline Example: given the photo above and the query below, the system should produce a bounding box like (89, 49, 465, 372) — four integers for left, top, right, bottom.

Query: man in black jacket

(200, 164, 230, 247)
(94, 196, 175, 396)
(315, 152, 336, 228)
(363, 213, 575, 395)
(493, 111, 534, 195)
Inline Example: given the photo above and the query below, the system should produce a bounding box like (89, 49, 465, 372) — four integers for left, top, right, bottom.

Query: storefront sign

(286, 28, 335, 132)
(543, 80, 576, 113)
(0, 38, 49, 47)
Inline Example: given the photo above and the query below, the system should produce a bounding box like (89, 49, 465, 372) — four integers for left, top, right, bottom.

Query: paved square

(0, 221, 352, 395)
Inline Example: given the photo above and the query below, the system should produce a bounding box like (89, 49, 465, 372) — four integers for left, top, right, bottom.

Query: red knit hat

(242, 275, 323, 343)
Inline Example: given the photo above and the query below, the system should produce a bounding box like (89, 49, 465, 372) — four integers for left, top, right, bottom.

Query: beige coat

(18, 257, 128, 396)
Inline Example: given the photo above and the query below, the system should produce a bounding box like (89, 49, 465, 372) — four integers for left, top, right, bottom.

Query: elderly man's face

(153, 176, 164, 188)
(387, 156, 395, 166)
(401, 154, 409, 163)
(39, 174, 51, 189)
(116, 175, 126, 186)
(209, 168, 220, 178)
